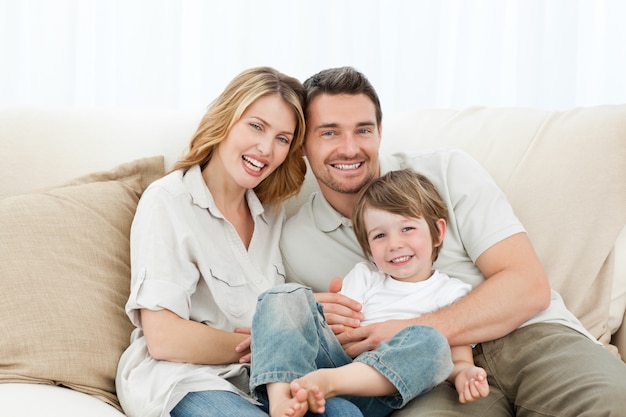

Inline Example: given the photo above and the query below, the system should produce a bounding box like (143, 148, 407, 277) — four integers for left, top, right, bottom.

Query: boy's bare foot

(291, 380, 326, 414)
(267, 382, 309, 417)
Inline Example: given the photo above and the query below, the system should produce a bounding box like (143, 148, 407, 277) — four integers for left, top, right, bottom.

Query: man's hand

(314, 277, 363, 335)
(338, 319, 410, 358)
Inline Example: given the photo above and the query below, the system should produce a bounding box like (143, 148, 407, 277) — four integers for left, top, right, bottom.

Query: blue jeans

(170, 391, 363, 417)
(249, 283, 453, 417)
(170, 390, 362, 417)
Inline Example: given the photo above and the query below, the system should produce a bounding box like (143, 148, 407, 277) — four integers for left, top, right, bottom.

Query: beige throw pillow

(0, 156, 164, 410)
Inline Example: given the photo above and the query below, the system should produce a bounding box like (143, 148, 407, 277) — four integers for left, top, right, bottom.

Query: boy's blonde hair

(352, 169, 448, 262)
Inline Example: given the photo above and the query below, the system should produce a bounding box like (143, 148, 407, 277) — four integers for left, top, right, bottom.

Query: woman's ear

(434, 218, 446, 246)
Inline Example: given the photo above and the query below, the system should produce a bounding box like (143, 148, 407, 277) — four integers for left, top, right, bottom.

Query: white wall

(1, 0, 625, 112)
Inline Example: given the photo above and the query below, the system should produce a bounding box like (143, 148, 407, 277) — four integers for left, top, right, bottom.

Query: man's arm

(329, 233, 552, 357)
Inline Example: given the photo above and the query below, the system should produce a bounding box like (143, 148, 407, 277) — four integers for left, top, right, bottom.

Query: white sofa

(1, 105, 625, 416)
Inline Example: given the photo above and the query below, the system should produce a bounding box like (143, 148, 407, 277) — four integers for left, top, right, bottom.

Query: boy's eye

(402, 227, 415, 232)
(372, 233, 385, 240)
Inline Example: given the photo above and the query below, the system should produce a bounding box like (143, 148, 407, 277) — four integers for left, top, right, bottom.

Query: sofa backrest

(1, 105, 625, 357)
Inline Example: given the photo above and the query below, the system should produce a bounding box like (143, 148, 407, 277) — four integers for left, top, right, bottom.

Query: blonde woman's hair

(352, 169, 448, 262)
(172, 67, 307, 206)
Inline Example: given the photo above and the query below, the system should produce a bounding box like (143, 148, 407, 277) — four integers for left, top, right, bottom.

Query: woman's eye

(277, 136, 290, 145)
(250, 123, 262, 131)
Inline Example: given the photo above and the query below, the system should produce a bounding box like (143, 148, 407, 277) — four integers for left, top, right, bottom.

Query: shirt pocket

(208, 264, 251, 318)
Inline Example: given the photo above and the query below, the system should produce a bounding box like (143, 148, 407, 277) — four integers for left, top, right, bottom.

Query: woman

(115, 67, 362, 417)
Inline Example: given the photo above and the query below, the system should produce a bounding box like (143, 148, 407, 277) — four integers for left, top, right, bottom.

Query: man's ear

(435, 218, 447, 246)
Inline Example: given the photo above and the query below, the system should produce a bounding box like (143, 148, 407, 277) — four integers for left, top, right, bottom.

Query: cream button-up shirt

(116, 165, 286, 417)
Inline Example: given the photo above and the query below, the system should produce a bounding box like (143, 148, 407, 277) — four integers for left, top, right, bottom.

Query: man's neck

(319, 184, 360, 219)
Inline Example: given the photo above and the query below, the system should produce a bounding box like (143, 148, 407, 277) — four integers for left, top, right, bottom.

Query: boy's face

(303, 93, 381, 197)
(364, 207, 439, 283)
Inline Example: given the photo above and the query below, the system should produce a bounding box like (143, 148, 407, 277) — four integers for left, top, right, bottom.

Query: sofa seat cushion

(1, 383, 125, 416)
(0, 156, 164, 410)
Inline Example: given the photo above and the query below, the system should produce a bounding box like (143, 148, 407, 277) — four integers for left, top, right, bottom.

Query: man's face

(303, 93, 381, 196)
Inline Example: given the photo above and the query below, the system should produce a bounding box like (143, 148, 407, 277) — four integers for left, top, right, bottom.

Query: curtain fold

(1, 0, 624, 112)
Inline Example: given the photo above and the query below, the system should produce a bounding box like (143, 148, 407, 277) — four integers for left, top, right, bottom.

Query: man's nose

(339, 133, 359, 156)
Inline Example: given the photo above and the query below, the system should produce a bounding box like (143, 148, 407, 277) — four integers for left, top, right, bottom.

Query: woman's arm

(141, 308, 249, 365)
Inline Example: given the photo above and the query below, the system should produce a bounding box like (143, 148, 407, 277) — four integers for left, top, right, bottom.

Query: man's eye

(322, 131, 335, 137)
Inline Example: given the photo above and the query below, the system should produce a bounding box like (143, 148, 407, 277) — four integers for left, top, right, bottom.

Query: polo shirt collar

(311, 191, 347, 232)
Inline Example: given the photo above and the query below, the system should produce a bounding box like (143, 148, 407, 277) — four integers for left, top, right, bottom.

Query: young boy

(248, 169, 489, 417)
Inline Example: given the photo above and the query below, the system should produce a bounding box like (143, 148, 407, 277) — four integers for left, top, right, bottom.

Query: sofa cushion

(0, 156, 164, 410)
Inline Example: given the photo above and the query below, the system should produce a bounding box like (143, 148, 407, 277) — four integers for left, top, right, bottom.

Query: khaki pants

(393, 323, 626, 417)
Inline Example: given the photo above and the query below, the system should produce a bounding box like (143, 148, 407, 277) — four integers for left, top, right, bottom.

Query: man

(280, 66, 626, 416)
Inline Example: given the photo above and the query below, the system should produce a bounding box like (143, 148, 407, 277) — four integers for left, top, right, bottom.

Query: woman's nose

(256, 134, 272, 155)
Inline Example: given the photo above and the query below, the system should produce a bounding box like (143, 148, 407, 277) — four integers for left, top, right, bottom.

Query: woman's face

(216, 94, 296, 190)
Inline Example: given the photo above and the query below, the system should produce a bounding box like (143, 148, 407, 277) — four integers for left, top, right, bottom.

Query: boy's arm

(447, 345, 475, 383)
(448, 345, 489, 403)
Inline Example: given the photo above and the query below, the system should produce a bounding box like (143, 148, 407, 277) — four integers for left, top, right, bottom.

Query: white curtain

(1, 0, 625, 113)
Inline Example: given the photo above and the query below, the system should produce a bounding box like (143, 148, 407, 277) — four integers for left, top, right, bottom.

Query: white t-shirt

(116, 165, 286, 417)
(341, 262, 472, 326)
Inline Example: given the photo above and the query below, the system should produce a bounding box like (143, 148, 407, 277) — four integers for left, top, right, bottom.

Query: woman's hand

(234, 328, 251, 363)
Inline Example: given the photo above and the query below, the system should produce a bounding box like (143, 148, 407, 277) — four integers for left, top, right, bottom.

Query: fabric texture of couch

(1, 105, 625, 416)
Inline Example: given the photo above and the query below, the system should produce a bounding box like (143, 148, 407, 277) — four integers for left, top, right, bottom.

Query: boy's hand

(455, 366, 489, 403)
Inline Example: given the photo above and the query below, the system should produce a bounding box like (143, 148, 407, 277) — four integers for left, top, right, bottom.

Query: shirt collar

(311, 191, 347, 232)
(183, 164, 267, 223)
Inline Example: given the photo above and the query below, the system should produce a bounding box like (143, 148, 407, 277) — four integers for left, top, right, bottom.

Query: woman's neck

(202, 161, 254, 248)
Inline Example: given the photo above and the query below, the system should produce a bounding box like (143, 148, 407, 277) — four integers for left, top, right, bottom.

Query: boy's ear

(435, 218, 446, 246)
